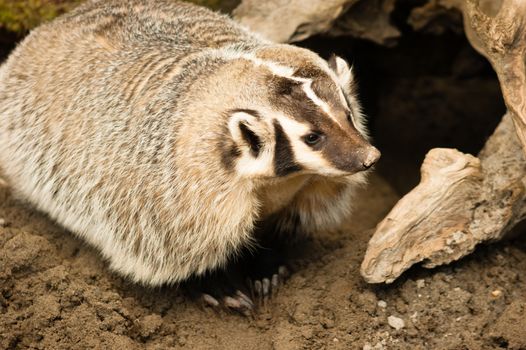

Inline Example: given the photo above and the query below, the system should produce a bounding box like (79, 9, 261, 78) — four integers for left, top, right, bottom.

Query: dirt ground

(1, 172, 525, 350)
(1, 7, 526, 348)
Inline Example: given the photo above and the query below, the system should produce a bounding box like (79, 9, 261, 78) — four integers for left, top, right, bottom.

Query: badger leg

(243, 214, 299, 306)
(249, 266, 290, 309)
(183, 242, 290, 315)
(242, 244, 290, 308)
(183, 215, 297, 314)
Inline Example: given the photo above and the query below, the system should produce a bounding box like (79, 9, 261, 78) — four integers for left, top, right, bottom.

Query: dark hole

(297, 24, 505, 195)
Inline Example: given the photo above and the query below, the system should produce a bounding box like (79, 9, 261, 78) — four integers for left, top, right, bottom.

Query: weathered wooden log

(233, 0, 398, 45)
(361, 0, 526, 283)
(462, 0, 526, 154)
(330, 0, 400, 46)
(233, 0, 357, 43)
(361, 113, 526, 283)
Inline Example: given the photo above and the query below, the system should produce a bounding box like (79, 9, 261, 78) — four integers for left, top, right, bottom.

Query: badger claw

(271, 273, 279, 290)
(235, 290, 255, 311)
(190, 258, 290, 316)
(250, 265, 288, 307)
(202, 293, 220, 307)
(201, 291, 254, 316)
(224, 293, 254, 316)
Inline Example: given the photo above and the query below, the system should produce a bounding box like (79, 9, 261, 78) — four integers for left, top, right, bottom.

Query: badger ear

(228, 109, 265, 157)
(328, 54, 353, 89)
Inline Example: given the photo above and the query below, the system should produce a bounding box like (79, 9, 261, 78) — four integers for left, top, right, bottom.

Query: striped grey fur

(0, 0, 379, 285)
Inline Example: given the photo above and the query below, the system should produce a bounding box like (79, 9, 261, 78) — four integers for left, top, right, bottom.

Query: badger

(0, 0, 380, 313)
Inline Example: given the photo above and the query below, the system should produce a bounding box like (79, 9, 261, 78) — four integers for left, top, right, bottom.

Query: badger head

(218, 45, 380, 180)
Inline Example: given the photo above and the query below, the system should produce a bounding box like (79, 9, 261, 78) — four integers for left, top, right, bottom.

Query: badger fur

(0, 0, 380, 286)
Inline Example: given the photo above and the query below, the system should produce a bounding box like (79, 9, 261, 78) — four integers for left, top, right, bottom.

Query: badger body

(0, 0, 379, 286)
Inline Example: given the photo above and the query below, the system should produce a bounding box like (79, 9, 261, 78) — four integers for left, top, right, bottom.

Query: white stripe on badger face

(242, 55, 296, 79)
(274, 114, 348, 177)
(244, 56, 343, 128)
(217, 49, 345, 129)
(295, 77, 343, 129)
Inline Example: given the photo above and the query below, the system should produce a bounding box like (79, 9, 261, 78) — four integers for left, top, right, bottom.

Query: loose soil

(1, 173, 525, 350)
(1, 13, 525, 350)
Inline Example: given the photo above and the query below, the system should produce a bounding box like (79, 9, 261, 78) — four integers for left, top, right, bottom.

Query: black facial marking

(269, 77, 321, 128)
(275, 78, 302, 95)
(273, 120, 302, 177)
(239, 122, 262, 157)
(268, 74, 345, 132)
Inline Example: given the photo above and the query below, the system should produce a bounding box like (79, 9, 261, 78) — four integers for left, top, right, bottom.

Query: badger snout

(324, 140, 381, 175)
(361, 146, 381, 170)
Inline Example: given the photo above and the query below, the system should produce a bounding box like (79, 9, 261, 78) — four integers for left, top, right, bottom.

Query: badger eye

(304, 132, 322, 146)
(347, 111, 353, 123)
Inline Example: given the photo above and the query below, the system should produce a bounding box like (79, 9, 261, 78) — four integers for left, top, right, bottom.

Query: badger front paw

(244, 248, 290, 308)
(184, 247, 290, 316)
(184, 268, 255, 316)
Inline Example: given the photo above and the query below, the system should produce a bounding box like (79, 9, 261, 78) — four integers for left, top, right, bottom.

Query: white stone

(387, 315, 405, 330)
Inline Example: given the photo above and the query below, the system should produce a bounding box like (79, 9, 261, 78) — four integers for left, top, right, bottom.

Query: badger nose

(362, 146, 381, 169)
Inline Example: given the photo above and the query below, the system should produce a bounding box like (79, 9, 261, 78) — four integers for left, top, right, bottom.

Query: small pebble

(491, 289, 502, 297)
(387, 315, 405, 330)
(363, 345, 373, 350)
(333, 337, 339, 343)
(416, 279, 425, 289)
(377, 300, 387, 308)
(0, 218, 7, 227)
